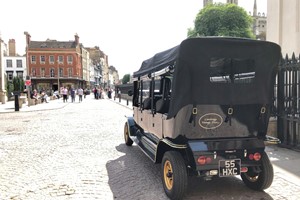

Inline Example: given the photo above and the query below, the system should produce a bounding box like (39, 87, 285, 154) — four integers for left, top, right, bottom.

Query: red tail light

(249, 154, 254, 160)
(248, 153, 261, 161)
(253, 153, 261, 161)
(197, 156, 212, 165)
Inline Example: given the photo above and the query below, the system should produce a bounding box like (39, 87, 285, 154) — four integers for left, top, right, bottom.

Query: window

(68, 68, 72, 77)
(40, 55, 45, 63)
(6, 60, 12, 68)
(31, 56, 36, 63)
(49, 55, 54, 64)
(16, 60, 22, 68)
(31, 68, 36, 76)
(7, 71, 13, 81)
(59, 68, 63, 77)
(209, 57, 256, 84)
(67, 55, 73, 64)
(58, 55, 63, 63)
(16, 71, 23, 79)
(41, 68, 45, 77)
(50, 68, 55, 77)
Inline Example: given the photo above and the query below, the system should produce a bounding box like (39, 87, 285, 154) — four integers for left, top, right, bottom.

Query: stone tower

(8, 39, 16, 56)
(253, 0, 257, 17)
(203, 0, 213, 7)
(227, 0, 238, 5)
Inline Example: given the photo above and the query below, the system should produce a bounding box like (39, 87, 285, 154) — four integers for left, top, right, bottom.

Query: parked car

(124, 37, 281, 200)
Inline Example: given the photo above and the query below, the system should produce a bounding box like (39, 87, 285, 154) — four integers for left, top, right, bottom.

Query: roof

(28, 40, 77, 49)
(132, 37, 282, 119)
(133, 45, 179, 77)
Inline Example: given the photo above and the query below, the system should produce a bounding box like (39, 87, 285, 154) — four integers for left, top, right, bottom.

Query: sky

(0, 0, 266, 78)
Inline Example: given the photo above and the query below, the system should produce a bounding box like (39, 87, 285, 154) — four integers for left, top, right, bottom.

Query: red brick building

(25, 32, 83, 93)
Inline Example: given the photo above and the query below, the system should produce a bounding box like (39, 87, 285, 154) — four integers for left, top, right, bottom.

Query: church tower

(253, 0, 257, 17)
(227, 0, 238, 5)
(203, 0, 213, 7)
(252, 0, 266, 40)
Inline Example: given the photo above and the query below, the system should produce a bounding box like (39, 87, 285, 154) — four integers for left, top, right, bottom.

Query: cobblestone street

(0, 96, 300, 200)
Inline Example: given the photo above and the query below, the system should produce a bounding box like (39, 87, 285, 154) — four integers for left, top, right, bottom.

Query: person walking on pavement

(78, 87, 83, 102)
(70, 87, 76, 103)
(62, 87, 68, 103)
(93, 87, 98, 99)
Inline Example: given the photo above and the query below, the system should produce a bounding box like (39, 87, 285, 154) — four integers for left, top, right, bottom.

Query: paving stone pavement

(0, 96, 299, 200)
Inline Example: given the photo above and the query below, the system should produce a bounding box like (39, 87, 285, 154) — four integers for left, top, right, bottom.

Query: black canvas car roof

(133, 37, 281, 119)
(133, 45, 179, 78)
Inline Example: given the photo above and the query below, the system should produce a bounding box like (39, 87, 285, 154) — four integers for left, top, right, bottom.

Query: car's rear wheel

(124, 122, 133, 146)
(241, 151, 273, 190)
(161, 151, 187, 200)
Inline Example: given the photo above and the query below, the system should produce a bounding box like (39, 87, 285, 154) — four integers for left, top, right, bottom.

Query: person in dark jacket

(70, 88, 76, 103)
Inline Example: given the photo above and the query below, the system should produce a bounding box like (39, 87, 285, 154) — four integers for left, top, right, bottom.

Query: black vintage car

(124, 37, 281, 200)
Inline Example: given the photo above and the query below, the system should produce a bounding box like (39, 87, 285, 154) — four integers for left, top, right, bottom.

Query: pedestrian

(93, 87, 98, 99)
(108, 88, 112, 99)
(97, 87, 102, 99)
(63, 87, 68, 103)
(83, 88, 87, 99)
(53, 90, 60, 99)
(40, 91, 49, 103)
(70, 87, 76, 103)
(78, 87, 83, 102)
(31, 89, 39, 105)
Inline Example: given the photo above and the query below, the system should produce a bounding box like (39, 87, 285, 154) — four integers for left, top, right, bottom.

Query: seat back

(156, 78, 171, 114)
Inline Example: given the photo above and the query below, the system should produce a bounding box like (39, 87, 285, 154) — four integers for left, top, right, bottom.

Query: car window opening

(209, 57, 256, 84)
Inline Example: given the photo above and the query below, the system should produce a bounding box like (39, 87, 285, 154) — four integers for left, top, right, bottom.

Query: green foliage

(122, 74, 131, 84)
(12, 76, 24, 91)
(7, 82, 14, 92)
(188, 3, 255, 39)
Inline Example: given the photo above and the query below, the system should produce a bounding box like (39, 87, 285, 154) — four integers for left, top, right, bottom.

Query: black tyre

(241, 151, 273, 190)
(124, 122, 133, 146)
(161, 151, 188, 200)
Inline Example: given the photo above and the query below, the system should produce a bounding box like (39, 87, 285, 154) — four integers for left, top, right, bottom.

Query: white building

(0, 38, 8, 103)
(267, 0, 300, 56)
(3, 56, 27, 81)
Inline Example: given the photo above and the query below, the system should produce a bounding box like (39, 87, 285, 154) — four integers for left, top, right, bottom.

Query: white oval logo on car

(199, 113, 223, 129)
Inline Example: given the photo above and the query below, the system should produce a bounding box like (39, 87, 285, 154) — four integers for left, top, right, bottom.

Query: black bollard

(127, 99, 129, 105)
(14, 94, 19, 111)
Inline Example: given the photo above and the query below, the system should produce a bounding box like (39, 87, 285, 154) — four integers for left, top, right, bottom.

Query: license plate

(219, 159, 241, 177)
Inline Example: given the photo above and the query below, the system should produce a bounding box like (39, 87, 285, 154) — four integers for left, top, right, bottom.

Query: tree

(188, 3, 255, 39)
(122, 74, 131, 84)
(12, 76, 24, 92)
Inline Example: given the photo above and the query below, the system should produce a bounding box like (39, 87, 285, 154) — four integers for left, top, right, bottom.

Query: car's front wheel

(161, 151, 187, 200)
(241, 151, 273, 190)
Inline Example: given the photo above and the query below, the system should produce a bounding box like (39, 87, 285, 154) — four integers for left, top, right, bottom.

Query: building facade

(0, 37, 8, 103)
(25, 32, 83, 92)
(267, 0, 300, 56)
(227, 0, 238, 4)
(252, 0, 267, 40)
(81, 47, 90, 88)
(3, 56, 27, 82)
(203, 0, 213, 7)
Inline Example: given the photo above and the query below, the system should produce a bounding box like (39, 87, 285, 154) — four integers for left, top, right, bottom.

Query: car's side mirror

(128, 90, 133, 96)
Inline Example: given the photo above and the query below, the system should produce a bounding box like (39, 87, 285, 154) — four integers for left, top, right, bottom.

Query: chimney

(75, 33, 79, 45)
(24, 31, 31, 46)
(8, 39, 16, 56)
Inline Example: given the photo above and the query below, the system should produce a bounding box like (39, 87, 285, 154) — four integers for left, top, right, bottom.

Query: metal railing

(276, 53, 300, 150)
